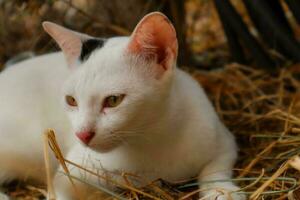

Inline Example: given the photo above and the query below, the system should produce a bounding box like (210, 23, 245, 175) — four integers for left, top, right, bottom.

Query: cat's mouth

(88, 134, 123, 153)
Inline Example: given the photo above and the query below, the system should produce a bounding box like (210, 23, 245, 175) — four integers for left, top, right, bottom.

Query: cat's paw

(0, 192, 10, 200)
(200, 184, 246, 200)
(216, 193, 246, 200)
(202, 191, 246, 200)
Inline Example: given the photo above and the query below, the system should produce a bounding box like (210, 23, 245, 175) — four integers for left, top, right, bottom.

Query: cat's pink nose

(76, 131, 95, 145)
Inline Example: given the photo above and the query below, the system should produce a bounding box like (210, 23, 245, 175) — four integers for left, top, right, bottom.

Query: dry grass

(193, 64, 300, 199)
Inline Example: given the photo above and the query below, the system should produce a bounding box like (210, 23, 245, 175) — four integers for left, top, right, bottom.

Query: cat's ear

(127, 12, 178, 73)
(42, 22, 87, 67)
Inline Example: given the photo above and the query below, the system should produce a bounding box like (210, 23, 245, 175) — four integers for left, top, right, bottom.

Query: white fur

(0, 30, 245, 200)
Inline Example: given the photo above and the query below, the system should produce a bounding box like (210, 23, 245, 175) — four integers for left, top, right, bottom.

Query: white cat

(0, 12, 245, 200)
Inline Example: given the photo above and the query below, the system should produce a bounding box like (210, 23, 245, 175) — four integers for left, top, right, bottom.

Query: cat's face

(43, 12, 178, 152)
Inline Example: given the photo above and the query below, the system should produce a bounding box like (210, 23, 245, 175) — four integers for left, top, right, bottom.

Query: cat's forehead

(66, 37, 144, 94)
(103, 36, 129, 48)
(82, 36, 129, 66)
(66, 65, 136, 97)
(78, 36, 129, 63)
(82, 37, 130, 74)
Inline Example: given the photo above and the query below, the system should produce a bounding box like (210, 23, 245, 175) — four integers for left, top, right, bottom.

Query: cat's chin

(88, 140, 122, 153)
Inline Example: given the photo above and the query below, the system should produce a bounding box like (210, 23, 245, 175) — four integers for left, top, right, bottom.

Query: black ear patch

(80, 39, 106, 61)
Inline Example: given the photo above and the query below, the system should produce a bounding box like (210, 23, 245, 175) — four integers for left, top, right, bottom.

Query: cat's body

(0, 13, 245, 200)
(54, 48, 237, 198)
(0, 53, 73, 183)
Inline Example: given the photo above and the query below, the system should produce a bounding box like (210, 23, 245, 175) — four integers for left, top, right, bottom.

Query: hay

(192, 63, 300, 199)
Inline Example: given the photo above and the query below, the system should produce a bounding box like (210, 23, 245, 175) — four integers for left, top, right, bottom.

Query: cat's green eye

(66, 95, 77, 107)
(103, 95, 125, 108)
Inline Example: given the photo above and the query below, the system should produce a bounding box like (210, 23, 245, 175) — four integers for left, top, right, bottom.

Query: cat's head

(43, 12, 178, 152)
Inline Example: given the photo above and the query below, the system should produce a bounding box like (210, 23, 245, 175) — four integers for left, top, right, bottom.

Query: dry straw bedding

(193, 64, 300, 200)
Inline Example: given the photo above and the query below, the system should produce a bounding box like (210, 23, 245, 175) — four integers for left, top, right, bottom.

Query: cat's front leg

(52, 168, 117, 200)
(198, 152, 246, 200)
(50, 169, 74, 200)
(52, 157, 116, 200)
(52, 167, 96, 200)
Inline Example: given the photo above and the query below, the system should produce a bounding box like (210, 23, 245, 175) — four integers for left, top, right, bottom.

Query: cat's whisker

(112, 131, 152, 142)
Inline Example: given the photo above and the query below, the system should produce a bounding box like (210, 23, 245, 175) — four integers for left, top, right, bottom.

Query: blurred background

(0, 0, 224, 70)
(1, 0, 300, 70)
(0, 0, 277, 69)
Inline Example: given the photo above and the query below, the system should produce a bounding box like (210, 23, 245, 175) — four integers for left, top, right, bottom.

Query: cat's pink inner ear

(128, 12, 178, 70)
(42, 22, 83, 67)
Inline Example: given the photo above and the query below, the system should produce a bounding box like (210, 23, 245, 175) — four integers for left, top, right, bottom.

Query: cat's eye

(103, 95, 125, 108)
(65, 95, 77, 107)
